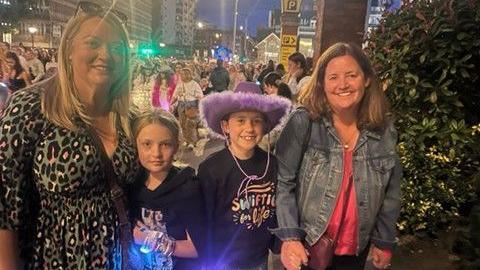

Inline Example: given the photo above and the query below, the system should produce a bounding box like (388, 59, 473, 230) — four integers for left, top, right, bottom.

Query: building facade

(113, 0, 152, 45)
(152, 0, 196, 57)
(1, 0, 152, 49)
(255, 33, 280, 64)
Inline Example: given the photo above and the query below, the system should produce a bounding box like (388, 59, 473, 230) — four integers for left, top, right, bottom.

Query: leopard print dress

(0, 85, 138, 269)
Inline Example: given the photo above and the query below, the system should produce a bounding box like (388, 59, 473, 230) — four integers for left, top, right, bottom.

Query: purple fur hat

(199, 81, 292, 139)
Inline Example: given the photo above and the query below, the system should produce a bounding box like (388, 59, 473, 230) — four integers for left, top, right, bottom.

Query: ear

(365, 77, 371, 88)
(220, 120, 230, 135)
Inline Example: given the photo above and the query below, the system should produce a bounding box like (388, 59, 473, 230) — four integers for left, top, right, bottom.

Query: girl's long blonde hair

(41, 11, 132, 138)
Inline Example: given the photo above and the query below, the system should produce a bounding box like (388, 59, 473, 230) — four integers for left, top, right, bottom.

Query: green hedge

(365, 0, 480, 234)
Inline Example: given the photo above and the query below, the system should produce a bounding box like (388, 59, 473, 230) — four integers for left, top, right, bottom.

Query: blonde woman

(0, 1, 137, 269)
(171, 68, 203, 147)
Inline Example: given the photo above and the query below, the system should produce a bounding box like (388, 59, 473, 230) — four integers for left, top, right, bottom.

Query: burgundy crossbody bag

(307, 175, 353, 270)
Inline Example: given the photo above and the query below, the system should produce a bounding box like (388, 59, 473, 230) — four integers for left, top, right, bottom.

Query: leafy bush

(365, 0, 480, 234)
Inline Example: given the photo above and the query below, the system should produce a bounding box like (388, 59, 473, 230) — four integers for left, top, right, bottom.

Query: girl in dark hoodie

(129, 110, 206, 270)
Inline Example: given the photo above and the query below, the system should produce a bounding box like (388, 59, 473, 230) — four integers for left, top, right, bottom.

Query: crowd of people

(0, 2, 402, 270)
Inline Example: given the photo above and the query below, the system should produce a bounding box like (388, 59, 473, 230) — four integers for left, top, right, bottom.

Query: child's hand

(133, 221, 175, 256)
(371, 246, 392, 269)
(280, 240, 309, 270)
(133, 221, 152, 245)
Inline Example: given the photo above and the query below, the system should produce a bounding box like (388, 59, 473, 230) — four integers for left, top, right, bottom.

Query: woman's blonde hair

(41, 11, 132, 137)
(132, 109, 181, 146)
(298, 42, 389, 131)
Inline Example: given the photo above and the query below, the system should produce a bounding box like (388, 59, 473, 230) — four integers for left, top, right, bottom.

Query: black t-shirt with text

(198, 147, 278, 268)
(129, 166, 206, 270)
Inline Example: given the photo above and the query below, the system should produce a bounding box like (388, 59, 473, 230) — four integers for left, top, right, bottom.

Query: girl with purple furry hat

(198, 82, 291, 270)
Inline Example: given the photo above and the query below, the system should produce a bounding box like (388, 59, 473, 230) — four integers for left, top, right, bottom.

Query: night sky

(196, 0, 280, 36)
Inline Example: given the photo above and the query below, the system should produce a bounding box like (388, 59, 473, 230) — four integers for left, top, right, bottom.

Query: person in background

(152, 72, 171, 111)
(275, 63, 286, 77)
(45, 52, 58, 79)
(284, 52, 311, 99)
(258, 72, 293, 152)
(0, 2, 137, 269)
(252, 64, 262, 83)
(227, 65, 237, 91)
(171, 68, 203, 148)
(257, 59, 275, 84)
(38, 49, 51, 69)
(209, 59, 230, 93)
(168, 63, 183, 106)
(245, 63, 255, 82)
(262, 72, 292, 100)
(129, 110, 205, 270)
(26, 49, 46, 84)
(198, 82, 291, 270)
(5, 51, 31, 92)
(11, 46, 30, 74)
(237, 64, 248, 84)
(0, 41, 10, 51)
(273, 42, 402, 270)
(227, 64, 247, 91)
(199, 77, 212, 95)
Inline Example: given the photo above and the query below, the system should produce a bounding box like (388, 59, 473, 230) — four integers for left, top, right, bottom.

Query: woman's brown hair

(298, 42, 389, 131)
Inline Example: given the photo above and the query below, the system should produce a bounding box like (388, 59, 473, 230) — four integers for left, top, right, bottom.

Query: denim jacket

(272, 108, 402, 253)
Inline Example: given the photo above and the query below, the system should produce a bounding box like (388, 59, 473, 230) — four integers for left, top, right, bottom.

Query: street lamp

(28, 26, 37, 48)
(232, 0, 239, 62)
(197, 22, 204, 29)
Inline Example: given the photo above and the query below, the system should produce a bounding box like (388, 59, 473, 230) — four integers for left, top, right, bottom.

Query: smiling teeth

(243, 136, 255, 140)
(338, 92, 351, 96)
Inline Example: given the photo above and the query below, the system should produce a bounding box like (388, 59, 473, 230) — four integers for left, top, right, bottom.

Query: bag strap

(87, 127, 130, 226)
(86, 127, 132, 270)
(298, 106, 312, 156)
(296, 107, 351, 242)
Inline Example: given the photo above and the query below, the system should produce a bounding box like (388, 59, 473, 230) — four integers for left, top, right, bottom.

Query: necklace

(339, 130, 359, 150)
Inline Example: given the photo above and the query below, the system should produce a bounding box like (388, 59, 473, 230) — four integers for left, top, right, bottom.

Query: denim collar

(321, 117, 382, 140)
(320, 116, 383, 152)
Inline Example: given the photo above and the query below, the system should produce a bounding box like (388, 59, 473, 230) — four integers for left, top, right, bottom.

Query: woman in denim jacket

(273, 42, 402, 270)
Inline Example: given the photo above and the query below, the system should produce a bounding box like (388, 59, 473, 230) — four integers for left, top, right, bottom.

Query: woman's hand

(0, 229, 19, 270)
(280, 240, 309, 270)
(371, 246, 392, 269)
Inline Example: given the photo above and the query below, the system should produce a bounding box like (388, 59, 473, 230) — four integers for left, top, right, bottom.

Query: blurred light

(28, 27, 38, 34)
(159, 43, 166, 47)
(197, 22, 204, 28)
(239, 26, 243, 31)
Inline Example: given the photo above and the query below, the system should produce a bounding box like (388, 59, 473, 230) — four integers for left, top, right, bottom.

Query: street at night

(1, 0, 479, 269)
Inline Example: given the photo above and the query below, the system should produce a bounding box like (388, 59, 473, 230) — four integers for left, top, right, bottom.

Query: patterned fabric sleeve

(0, 89, 45, 231)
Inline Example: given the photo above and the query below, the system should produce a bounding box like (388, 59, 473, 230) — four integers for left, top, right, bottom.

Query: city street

(1, 0, 478, 269)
